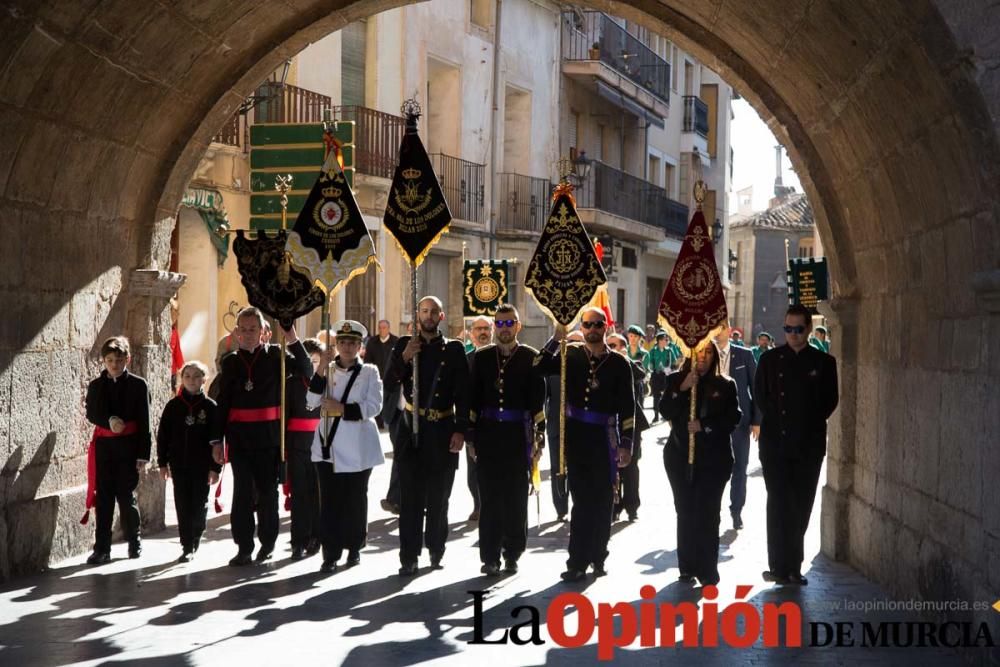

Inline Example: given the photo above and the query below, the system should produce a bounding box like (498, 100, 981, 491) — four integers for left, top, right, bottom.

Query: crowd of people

(83, 300, 837, 587)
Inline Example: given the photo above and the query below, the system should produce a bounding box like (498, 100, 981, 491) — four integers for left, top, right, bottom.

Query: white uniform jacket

(306, 361, 385, 471)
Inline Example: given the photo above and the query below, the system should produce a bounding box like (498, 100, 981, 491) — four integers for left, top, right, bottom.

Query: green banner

(249, 121, 355, 230)
(787, 257, 829, 314)
(463, 261, 509, 316)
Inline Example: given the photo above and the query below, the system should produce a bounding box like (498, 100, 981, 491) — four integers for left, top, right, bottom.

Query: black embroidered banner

(233, 230, 325, 329)
(524, 186, 607, 326)
(462, 260, 509, 316)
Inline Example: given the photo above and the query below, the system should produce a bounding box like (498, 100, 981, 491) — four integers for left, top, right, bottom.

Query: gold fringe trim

(552, 182, 577, 208)
(324, 254, 381, 298)
(656, 314, 728, 360)
(385, 221, 452, 268)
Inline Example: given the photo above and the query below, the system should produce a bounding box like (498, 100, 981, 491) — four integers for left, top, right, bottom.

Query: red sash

(227, 406, 280, 423)
(80, 421, 138, 525)
(287, 418, 321, 432)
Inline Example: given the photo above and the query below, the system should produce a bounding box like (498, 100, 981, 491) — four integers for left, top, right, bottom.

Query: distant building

(727, 191, 814, 339)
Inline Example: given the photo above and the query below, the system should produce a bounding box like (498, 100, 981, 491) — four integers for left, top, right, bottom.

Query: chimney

(774, 145, 784, 197)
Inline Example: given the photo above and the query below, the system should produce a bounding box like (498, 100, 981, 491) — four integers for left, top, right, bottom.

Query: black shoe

(467, 510, 480, 522)
(178, 550, 192, 563)
(698, 574, 720, 587)
(612, 511, 622, 523)
(86, 551, 110, 565)
(398, 562, 418, 576)
(560, 568, 587, 582)
(229, 551, 253, 567)
(254, 547, 273, 563)
(305, 539, 322, 557)
(503, 558, 518, 574)
(346, 551, 360, 567)
(381, 499, 400, 515)
(429, 552, 443, 569)
(627, 512, 638, 523)
(786, 572, 808, 586)
(677, 573, 696, 584)
(732, 514, 744, 530)
(290, 547, 306, 561)
(592, 563, 608, 577)
(320, 560, 338, 573)
(481, 562, 501, 576)
(762, 570, 789, 584)
(128, 542, 142, 559)
(557, 514, 567, 523)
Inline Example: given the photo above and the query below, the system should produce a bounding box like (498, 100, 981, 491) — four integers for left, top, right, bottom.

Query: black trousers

(171, 466, 210, 551)
(761, 452, 823, 575)
(615, 432, 642, 516)
(315, 463, 372, 561)
(566, 421, 614, 571)
(94, 443, 140, 553)
(399, 458, 456, 565)
(650, 371, 667, 419)
(728, 425, 752, 517)
(664, 446, 732, 582)
(546, 416, 569, 518)
(477, 462, 528, 565)
(288, 446, 320, 549)
(466, 450, 481, 512)
(229, 446, 280, 554)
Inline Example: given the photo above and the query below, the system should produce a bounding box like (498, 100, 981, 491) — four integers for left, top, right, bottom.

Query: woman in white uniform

(307, 320, 385, 573)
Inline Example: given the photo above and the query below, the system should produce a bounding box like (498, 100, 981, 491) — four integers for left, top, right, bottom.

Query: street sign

(249, 122, 355, 230)
(787, 257, 829, 313)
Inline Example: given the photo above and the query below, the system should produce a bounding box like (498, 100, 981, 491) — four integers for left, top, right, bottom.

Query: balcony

(332, 105, 406, 179)
(683, 95, 709, 137)
(254, 82, 331, 124)
(574, 160, 688, 240)
(429, 153, 486, 224)
(562, 11, 669, 126)
(496, 173, 552, 234)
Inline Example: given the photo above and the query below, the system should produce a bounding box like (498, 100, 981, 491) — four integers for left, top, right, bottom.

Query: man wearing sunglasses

(466, 304, 545, 576)
(536, 308, 636, 582)
(754, 304, 839, 586)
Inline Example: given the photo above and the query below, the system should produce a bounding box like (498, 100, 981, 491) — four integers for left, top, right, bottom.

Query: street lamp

(568, 151, 593, 186)
(711, 217, 723, 241)
(238, 59, 293, 115)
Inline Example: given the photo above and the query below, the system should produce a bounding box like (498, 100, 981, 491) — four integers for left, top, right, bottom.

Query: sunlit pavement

(0, 403, 967, 666)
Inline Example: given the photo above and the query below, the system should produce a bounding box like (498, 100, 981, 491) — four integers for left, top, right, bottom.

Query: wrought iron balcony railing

(682, 95, 709, 137)
(574, 160, 688, 238)
(332, 105, 406, 179)
(429, 153, 486, 223)
(496, 173, 552, 234)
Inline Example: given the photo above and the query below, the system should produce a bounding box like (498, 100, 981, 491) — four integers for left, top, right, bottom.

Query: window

(596, 124, 606, 162)
(621, 246, 638, 269)
(503, 87, 531, 172)
(471, 0, 491, 29)
(684, 60, 695, 96)
(664, 163, 675, 198)
(671, 46, 679, 91)
(617, 288, 626, 327)
(678, 159, 689, 206)
(798, 239, 815, 258)
(341, 21, 367, 107)
(648, 154, 661, 186)
(568, 109, 580, 154)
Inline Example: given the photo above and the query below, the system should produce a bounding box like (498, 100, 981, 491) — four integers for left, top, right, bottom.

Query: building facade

(172, 0, 735, 359)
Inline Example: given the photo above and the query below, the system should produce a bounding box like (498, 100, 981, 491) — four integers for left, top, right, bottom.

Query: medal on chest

(245, 380, 254, 392)
(185, 414, 196, 426)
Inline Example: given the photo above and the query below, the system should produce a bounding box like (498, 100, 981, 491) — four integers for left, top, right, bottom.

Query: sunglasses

(783, 325, 807, 334)
(494, 320, 518, 328)
(580, 321, 606, 330)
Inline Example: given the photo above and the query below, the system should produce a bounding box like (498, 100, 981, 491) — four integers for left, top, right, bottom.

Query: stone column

(124, 269, 186, 536)
(817, 296, 857, 562)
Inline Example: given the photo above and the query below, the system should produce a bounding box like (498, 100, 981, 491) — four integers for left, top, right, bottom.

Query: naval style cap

(333, 319, 368, 341)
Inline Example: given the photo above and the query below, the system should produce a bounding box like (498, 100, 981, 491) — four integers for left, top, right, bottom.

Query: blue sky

(729, 98, 802, 213)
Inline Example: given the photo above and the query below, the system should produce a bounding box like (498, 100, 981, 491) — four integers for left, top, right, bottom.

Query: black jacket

(85, 369, 152, 461)
(754, 344, 839, 459)
(659, 371, 741, 469)
(157, 390, 221, 473)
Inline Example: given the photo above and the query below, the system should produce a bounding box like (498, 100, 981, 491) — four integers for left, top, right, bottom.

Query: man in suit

(715, 322, 759, 530)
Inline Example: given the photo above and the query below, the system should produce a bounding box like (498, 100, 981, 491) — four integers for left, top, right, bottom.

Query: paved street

(0, 406, 971, 666)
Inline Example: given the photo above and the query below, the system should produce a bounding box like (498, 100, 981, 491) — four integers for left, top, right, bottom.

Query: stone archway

(1, 1, 998, 634)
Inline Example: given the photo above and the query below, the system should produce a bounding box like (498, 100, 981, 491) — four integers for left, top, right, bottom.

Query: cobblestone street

(0, 405, 979, 666)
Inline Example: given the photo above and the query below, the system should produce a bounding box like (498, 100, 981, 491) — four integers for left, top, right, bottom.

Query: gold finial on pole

(556, 157, 572, 185)
(275, 174, 293, 228)
(693, 180, 707, 210)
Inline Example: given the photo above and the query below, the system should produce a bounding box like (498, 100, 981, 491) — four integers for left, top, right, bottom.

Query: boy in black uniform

(157, 361, 221, 562)
(384, 296, 470, 576)
(467, 304, 545, 576)
(84, 336, 152, 564)
(210, 307, 312, 566)
(756, 304, 839, 585)
(536, 308, 635, 582)
(287, 338, 324, 561)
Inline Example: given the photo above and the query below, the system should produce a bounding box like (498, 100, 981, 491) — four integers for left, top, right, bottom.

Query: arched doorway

(0, 2, 997, 629)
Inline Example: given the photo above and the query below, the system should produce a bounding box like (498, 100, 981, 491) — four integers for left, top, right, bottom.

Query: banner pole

(559, 337, 567, 476)
(687, 350, 696, 483)
(277, 174, 292, 466)
(411, 266, 419, 446)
